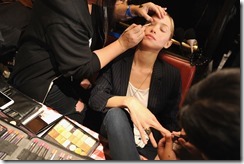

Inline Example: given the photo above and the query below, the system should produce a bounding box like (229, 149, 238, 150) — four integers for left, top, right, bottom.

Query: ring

(144, 128, 152, 135)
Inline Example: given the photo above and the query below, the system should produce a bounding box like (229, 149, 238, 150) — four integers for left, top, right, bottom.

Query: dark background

(115, 0, 240, 82)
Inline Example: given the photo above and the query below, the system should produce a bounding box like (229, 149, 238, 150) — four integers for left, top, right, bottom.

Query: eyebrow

(150, 20, 169, 29)
(160, 22, 170, 30)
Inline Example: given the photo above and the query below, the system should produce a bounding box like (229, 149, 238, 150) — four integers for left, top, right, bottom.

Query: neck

(133, 48, 159, 69)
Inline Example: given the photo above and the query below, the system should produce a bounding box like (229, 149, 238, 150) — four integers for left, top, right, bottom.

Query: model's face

(141, 15, 173, 50)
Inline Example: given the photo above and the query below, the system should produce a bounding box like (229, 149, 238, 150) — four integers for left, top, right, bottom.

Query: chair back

(159, 52, 196, 107)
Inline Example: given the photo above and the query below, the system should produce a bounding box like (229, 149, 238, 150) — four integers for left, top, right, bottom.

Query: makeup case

(0, 117, 93, 160)
(40, 117, 100, 157)
(0, 77, 43, 124)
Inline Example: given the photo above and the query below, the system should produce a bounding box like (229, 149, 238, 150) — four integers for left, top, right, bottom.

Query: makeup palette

(0, 117, 92, 160)
(43, 118, 99, 157)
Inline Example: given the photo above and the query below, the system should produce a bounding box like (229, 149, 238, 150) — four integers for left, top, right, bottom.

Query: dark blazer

(10, 0, 101, 102)
(89, 49, 182, 135)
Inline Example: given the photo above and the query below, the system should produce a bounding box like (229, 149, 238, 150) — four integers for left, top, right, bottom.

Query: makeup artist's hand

(80, 79, 92, 89)
(172, 130, 203, 159)
(157, 133, 177, 160)
(126, 97, 170, 147)
(131, 2, 167, 22)
(115, 1, 167, 21)
(118, 24, 145, 51)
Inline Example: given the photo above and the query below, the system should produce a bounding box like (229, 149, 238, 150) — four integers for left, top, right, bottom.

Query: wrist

(124, 97, 136, 110)
(125, 5, 137, 18)
(116, 39, 127, 52)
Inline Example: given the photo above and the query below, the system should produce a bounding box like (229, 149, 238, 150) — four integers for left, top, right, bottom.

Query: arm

(93, 23, 145, 69)
(64, 26, 146, 90)
(46, 23, 145, 82)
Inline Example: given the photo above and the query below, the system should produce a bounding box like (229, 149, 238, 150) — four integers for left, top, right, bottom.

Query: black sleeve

(88, 65, 114, 113)
(45, 23, 100, 82)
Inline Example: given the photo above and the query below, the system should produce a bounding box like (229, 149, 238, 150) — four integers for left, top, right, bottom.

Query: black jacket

(89, 49, 182, 133)
(10, 0, 102, 102)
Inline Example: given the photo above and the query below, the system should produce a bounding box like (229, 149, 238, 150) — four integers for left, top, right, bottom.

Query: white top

(125, 82, 150, 148)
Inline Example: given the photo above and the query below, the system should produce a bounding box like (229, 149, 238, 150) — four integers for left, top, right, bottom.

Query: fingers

(143, 120, 169, 148)
(157, 137, 165, 160)
(158, 137, 165, 148)
(172, 131, 181, 136)
(164, 133, 173, 149)
(125, 23, 144, 34)
(80, 79, 92, 89)
(149, 3, 166, 19)
(148, 131, 157, 147)
(138, 126, 157, 147)
(132, 115, 150, 146)
(150, 118, 171, 136)
(138, 2, 167, 21)
(124, 23, 138, 32)
(139, 155, 148, 160)
(157, 134, 177, 160)
(137, 115, 170, 147)
(137, 125, 148, 144)
(118, 24, 145, 50)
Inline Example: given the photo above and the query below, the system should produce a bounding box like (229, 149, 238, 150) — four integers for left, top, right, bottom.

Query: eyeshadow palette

(43, 118, 100, 157)
(0, 117, 92, 160)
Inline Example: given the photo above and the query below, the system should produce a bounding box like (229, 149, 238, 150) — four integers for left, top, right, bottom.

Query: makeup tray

(41, 117, 100, 157)
(0, 117, 93, 160)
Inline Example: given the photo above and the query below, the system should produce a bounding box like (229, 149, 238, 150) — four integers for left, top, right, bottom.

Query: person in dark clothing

(0, 0, 33, 67)
(157, 68, 240, 160)
(9, 0, 168, 124)
(89, 14, 181, 160)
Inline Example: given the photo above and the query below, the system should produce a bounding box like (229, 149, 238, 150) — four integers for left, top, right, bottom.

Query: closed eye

(160, 25, 169, 33)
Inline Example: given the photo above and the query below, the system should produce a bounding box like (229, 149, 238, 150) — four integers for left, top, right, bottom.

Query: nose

(150, 28, 156, 34)
(149, 23, 160, 34)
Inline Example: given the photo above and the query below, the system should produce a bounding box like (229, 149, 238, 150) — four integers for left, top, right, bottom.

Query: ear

(164, 39, 173, 49)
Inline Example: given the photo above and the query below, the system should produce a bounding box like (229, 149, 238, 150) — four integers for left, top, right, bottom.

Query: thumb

(158, 137, 165, 148)
(164, 133, 173, 149)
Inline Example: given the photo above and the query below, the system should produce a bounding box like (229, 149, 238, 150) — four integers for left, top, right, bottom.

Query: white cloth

(125, 82, 150, 148)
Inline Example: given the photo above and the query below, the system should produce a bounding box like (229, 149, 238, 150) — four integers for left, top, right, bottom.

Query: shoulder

(108, 48, 135, 66)
(156, 58, 181, 76)
(36, 0, 92, 28)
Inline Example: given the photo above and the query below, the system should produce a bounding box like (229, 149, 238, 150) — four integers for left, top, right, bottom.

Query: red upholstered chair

(159, 52, 196, 108)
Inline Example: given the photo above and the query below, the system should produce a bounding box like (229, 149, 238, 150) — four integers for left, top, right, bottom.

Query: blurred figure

(0, 0, 32, 60)
(157, 68, 240, 160)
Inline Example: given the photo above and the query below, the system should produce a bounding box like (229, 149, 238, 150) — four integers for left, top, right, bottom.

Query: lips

(145, 34, 156, 40)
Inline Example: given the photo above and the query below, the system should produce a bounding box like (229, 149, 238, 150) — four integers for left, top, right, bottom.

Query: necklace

(130, 70, 152, 97)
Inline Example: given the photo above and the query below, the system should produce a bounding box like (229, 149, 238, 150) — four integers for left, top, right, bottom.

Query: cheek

(158, 36, 169, 47)
(157, 38, 169, 48)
